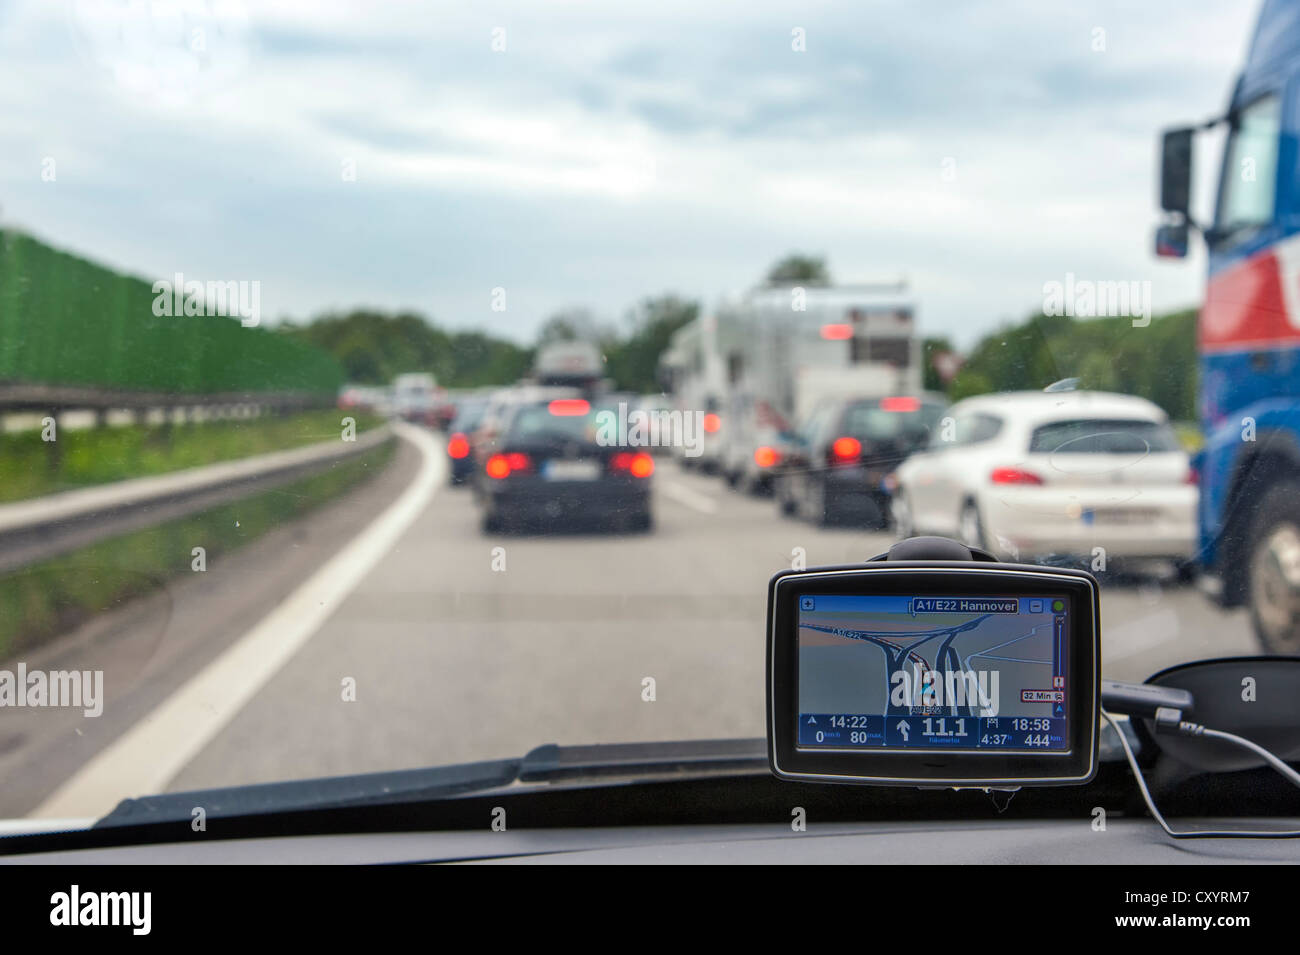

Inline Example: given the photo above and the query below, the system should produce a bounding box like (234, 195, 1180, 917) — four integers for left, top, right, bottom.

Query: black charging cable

(1101, 680, 1300, 838)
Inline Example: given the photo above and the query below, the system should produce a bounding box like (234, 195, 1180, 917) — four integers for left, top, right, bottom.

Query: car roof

(488, 385, 580, 406)
(840, 391, 947, 406)
(809, 392, 946, 414)
(949, 390, 1168, 423)
(451, 397, 488, 417)
(513, 394, 595, 410)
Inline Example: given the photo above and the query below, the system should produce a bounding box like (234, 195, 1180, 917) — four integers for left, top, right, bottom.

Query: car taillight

(549, 398, 590, 416)
(611, 451, 655, 478)
(754, 445, 781, 468)
(1185, 466, 1199, 486)
(879, 396, 921, 412)
(830, 436, 861, 463)
(447, 433, 470, 459)
(703, 413, 721, 434)
(990, 466, 1043, 485)
(820, 323, 853, 340)
(486, 452, 532, 479)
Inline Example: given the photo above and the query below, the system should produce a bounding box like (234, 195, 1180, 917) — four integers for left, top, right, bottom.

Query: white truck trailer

(659, 315, 729, 470)
(713, 283, 922, 490)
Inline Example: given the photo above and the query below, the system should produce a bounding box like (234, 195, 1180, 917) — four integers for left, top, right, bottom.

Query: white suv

(888, 390, 1197, 566)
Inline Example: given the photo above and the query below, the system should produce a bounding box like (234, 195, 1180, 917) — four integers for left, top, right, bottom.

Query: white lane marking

(0, 818, 95, 835)
(659, 480, 718, 514)
(32, 421, 444, 819)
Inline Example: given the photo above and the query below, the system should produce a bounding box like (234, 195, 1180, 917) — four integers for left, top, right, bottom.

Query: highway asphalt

(8, 425, 1258, 820)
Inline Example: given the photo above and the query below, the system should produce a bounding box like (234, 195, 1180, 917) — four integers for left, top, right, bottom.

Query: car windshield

(0, 0, 1288, 838)
(1029, 419, 1182, 454)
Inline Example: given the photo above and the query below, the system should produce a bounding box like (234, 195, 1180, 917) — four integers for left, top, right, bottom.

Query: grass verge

(0, 409, 383, 504)
(0, 436, 395, 661)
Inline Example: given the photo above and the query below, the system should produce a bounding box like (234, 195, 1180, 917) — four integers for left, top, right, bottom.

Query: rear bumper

(484, 479, 651, 519)
(823, 467, 890, 508)
(678, 434, 721, 466)
(981, 488, 1197, 560)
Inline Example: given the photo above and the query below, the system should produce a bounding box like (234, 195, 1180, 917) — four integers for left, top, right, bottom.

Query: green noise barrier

(0, 230, 342, 397)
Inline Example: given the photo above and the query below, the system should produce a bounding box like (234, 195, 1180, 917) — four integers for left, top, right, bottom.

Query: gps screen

(796, 594, 1070, 753)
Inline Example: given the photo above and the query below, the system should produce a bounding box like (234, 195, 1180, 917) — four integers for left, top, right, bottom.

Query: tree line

(279, 253, 1199, 421)
(278, 295, 700, 394)
(937, 308, 1198, 421)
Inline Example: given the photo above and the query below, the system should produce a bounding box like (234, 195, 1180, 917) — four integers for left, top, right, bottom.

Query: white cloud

(0, 0, 1260, 345)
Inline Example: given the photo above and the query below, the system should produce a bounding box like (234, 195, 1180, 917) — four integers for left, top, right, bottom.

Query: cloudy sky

(0, 0, 1260, 347)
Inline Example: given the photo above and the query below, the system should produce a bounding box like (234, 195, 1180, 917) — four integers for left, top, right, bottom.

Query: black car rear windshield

(1028, 418, 1181, 453)
(508, 403, 599, 442)
(842, 399, 945, 441)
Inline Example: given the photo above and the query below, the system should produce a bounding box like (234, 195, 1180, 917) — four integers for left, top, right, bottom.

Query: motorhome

(659, 316, 728, 470)
(714, 283, 923, 490)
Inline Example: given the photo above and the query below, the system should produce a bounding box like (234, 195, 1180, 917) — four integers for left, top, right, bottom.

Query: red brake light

(486, 452, 532, 479)
(611, 451, 655, 478)
(820, 323, 853, 340)
(548, 398, 590, 416)
(831, 436, 861, 461)
(754, 445, 781, 468)
(447, 433, 470, 459)
(990, 467, 1043, 485)
(703, 413, 721, 434)
(1185, 466, 1199, 486)
(880, 396, 921, 412)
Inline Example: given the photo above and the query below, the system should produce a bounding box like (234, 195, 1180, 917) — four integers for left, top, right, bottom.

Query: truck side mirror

(1155, 222, 1189, 259)
(1160, 127, 1194, 215)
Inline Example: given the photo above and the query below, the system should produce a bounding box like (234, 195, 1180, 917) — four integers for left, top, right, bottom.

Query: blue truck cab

(1156, 0, 1300, 652)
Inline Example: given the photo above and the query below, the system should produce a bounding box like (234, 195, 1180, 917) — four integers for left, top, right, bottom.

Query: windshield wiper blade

(90, 739, 769, 829)
(93, 757, 524, 829)
(518, 738, 767, 783)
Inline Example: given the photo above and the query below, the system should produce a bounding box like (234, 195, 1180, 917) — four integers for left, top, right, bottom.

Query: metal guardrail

(0, 382, 328, 413)
(0, 424, 394, 574)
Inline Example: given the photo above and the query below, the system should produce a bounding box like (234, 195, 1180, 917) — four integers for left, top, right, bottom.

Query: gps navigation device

(767, 538, 1100, 787)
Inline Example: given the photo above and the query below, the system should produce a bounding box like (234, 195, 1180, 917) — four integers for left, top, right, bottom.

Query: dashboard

(2, 820, 1297, 864)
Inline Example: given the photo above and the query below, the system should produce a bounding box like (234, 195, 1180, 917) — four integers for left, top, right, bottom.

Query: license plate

(544, 460, 600, 481)
(1083, 507, 1159, 524)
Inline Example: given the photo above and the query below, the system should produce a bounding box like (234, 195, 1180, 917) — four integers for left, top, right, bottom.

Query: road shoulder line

(30, 422, 444, 819)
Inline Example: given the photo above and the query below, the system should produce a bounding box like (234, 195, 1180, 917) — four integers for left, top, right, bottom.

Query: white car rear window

(1028, 418, 1180, 454)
